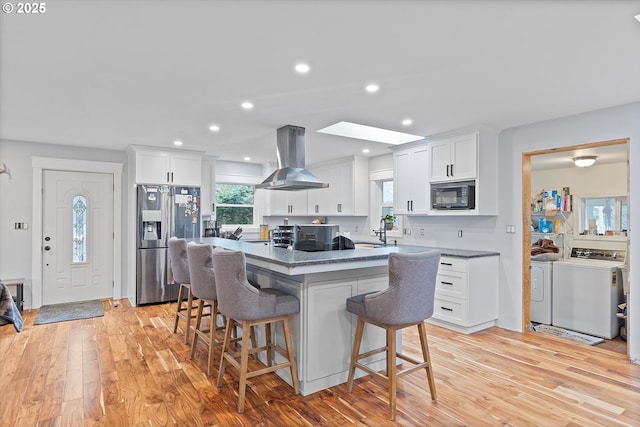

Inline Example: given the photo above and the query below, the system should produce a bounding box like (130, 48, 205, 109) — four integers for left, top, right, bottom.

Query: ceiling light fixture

(173, 140, 183, 146)
(244, 156, 251, 161)
(402, 118, 413, 126)
(209, 124, 220, 132)
(572, 156, 597, 167)
(295, 63, 310, 73)
(241, 101, 254, 110)
(317, 121, 424, 145)
(365, 83, 379, 93)
(362, 148, 370, 154)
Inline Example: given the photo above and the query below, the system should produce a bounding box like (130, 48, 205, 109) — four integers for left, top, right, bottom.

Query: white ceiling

(1, 1, 639, 167)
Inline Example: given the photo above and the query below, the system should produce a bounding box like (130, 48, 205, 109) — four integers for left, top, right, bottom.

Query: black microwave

(431, 180, 476, 210)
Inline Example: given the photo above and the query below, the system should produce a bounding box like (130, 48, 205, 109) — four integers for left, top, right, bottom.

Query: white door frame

(31, 157, 122, 308)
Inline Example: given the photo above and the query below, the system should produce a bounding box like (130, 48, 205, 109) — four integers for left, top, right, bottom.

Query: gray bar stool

(187, 242, 223, 375)
(169, 237, 200, 344)
(212, 249, 300, 413)
(346, 250, 440, 420)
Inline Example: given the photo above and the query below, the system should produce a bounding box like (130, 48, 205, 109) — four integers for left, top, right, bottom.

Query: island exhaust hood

(256, 125, 329, 191)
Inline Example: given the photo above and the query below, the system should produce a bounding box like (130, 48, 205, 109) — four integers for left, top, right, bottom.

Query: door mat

(34, 300, 104, 325)
(534, 324, 604, 346)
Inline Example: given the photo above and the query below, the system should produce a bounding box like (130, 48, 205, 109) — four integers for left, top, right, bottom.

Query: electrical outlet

(420, 228, 424, 236)
(14, 222, 28, 230)
(457, 229, 463, 238)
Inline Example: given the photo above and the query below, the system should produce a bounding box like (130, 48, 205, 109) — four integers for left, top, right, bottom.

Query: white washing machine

(552, 248, 625, 339)
(530, 260, 554, 324)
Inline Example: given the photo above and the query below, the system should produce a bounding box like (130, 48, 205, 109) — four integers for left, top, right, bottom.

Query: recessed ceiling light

(295, 63, 310, 73)
(173, 140, 183, 146)
(402, 119, 413, 126)
(244, 156, 251, 161)
(317, 121, 424, 145)
(365, 83, 379, 93)
(241, 101, 254, 110)
(362, 148, 370, 154)
(209, 124, 220, 132)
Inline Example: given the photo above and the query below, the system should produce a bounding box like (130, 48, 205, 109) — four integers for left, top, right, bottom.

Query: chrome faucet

(373, 218, 387, 246)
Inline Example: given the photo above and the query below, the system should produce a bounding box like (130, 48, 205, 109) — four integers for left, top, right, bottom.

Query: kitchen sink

(354, 242, 386, 249)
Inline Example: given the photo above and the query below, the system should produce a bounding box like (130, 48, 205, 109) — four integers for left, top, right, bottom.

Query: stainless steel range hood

(256, 125, 329, 191)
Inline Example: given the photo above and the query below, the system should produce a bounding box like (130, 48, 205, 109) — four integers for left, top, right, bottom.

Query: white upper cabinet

(393, 144, 431, 215)
(307, 156, 368, 216)
(429, 132, 478, 182)
(391, 128, 498, 216)
(268, 189, 308, 216)
(130, 146, 203, 186)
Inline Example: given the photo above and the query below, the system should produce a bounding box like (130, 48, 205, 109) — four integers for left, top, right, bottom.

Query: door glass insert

(72, 195, 87, 262)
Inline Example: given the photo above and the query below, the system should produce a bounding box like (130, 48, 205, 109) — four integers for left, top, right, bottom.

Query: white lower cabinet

(250, 265, 390, 396)
(306, 279, 355, 382)
(428, 255, 499, 334)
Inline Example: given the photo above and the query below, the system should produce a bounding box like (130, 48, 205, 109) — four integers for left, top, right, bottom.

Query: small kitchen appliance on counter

(293, 224, 340, 252)
(271, 225, 295, 248)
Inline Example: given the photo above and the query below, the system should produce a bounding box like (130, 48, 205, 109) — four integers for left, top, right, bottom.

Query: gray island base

(194, 237, 499, 396)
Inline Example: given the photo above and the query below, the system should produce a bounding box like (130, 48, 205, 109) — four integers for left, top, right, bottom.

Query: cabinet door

(169, 152, 202, 186)
(333, 162, 354, 215)
(393, 150, 413, 214)
(269, 190, 291, 215)
(288, 190, 308, 215)
(429, 139, 452, 182)
(450, 132, 477, 180)
(306, 280, 355, 382)
(307, 166, 331, 215)
(410, 145, 431, 214)
(135, 150, 171, 184)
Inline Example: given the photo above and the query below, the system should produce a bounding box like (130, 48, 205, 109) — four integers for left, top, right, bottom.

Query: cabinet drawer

(432, 296, 468, 325)
(435, 271, 467, 299)
(438, 257, 467, 273)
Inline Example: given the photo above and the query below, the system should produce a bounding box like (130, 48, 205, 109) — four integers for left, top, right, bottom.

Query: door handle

(44, 246, 51, 251)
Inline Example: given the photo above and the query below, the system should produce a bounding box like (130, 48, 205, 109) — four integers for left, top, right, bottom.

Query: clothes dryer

(530, 260, 554, 324)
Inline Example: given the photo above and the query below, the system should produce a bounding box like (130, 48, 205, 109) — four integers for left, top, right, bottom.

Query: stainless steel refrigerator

(136, 185, 200, 305)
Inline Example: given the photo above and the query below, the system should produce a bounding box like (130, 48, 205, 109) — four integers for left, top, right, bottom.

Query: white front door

(42, 170, 114, 305)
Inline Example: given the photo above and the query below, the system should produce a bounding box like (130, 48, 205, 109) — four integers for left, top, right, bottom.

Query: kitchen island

(193, 237, 499, 395)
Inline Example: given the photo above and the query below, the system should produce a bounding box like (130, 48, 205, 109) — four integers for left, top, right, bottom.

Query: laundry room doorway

(522, 138, 629, 355)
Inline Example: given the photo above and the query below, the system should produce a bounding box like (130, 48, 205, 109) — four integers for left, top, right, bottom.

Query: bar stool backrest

(168, 237, 190, 285)
(186, 242, 217, 302)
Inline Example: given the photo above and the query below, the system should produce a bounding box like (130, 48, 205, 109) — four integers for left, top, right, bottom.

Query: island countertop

(190, 237, 499, 275)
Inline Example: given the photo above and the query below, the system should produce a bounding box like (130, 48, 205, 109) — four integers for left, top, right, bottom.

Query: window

(72, 195, 87, 262)
(369, 171, 402, 238)
(381, 180, 397, 228)
(215, 183, 255, 225)
(577, 196, 628, 236)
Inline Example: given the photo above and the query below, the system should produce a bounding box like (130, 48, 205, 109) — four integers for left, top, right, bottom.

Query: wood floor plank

(2, 299, 640, 426)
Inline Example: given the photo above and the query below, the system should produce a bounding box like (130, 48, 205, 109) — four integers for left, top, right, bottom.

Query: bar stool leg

(173, 283, 186, 333)
(217, 317, 234, 387)
(237, 319, 252, 413)
(190, 299, 205, 360)
(418, 322, 437, 400)
(282, 317, 300, 395)
(184, 286, 194, 344)
(347, 317, 365, 392)
(387, 326, 397, 420)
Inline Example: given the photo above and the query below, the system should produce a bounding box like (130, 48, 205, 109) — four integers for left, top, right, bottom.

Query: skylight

(317, 121, 424, 145)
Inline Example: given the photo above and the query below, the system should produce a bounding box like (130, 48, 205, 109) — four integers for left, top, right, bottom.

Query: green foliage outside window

(215, 184, 254, 225)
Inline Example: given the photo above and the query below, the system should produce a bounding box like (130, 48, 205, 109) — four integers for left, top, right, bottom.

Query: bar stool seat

(169, 237, 201, 344)
(212, 249, 300, 413)
(346, 250, 440, 420)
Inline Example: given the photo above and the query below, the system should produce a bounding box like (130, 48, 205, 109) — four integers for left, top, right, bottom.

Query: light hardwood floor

(1, 299, 639, 426)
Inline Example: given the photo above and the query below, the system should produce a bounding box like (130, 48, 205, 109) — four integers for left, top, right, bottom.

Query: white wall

(0, 140, 128, 309)
(500, 101, 640, 363)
